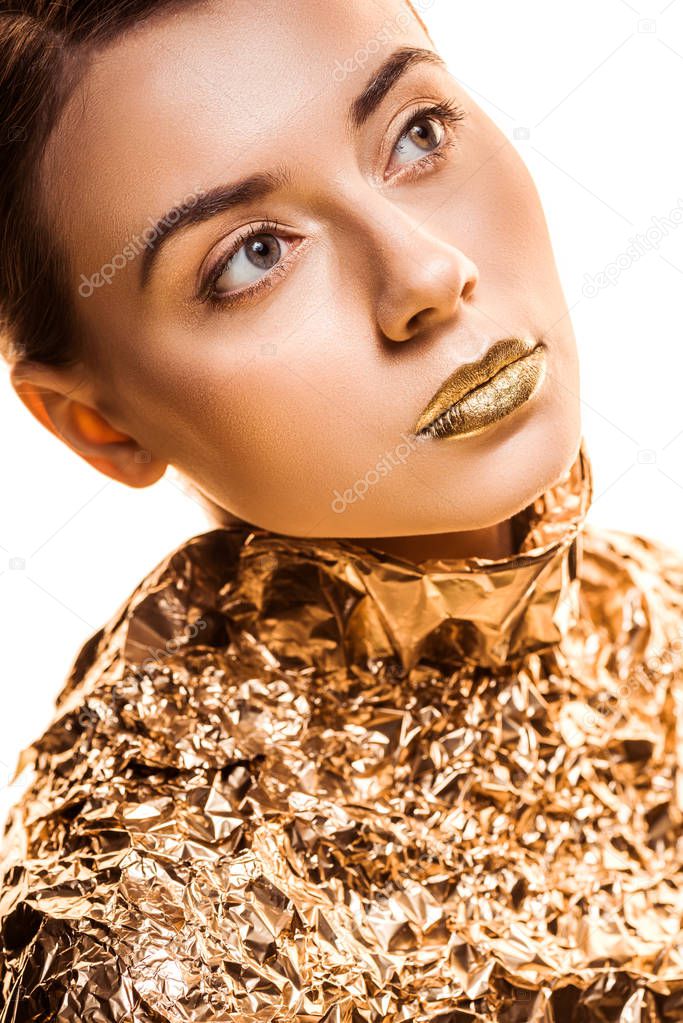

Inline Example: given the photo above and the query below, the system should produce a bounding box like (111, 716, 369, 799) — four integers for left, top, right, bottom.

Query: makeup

(412, 336, 547, 440)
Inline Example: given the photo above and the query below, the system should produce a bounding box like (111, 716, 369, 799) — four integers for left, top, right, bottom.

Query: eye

(210, 226, 290, 298)
(387, 99, 467, 180)
(394, 114, 443, 163)
(199, 218, 300, 306)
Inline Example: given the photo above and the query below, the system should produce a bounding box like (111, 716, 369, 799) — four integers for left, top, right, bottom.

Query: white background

(2, 0, 683, 821)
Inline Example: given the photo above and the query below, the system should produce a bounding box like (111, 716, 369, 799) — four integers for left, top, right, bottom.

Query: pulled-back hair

(0, 0, 430, 371)
(0, 0, 199, 369)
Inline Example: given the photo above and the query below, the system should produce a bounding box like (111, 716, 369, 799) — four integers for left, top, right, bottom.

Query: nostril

(407, 307, 436, 333)
(462, 274, 477, 302)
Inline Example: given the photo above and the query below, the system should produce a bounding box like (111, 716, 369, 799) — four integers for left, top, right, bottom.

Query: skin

(11, 0, 582, 564)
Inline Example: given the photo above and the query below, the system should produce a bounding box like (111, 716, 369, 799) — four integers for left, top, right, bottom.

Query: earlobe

(10, 361, 168, 489)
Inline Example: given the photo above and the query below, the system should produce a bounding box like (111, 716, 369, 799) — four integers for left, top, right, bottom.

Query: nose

(359, 200, 480, 343)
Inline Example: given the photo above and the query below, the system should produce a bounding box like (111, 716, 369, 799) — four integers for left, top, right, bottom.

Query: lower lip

(418, 345, 547, 440)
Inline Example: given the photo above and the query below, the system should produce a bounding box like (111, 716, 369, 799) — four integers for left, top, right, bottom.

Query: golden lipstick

(412, 336, 547, 440)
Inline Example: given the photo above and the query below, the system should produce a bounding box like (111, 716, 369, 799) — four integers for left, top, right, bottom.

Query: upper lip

(413, 336, 542, 435)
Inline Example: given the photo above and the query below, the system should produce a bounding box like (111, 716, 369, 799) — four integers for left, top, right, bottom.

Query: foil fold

(3, 438, 683, 1021)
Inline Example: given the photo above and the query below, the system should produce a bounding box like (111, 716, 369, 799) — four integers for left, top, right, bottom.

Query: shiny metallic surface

(418, 345, 547, 439)
(2, 439, 683, 1021)
(413, 336, 544, 437)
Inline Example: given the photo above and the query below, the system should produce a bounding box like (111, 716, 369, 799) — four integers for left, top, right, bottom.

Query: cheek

(168, 321, 427, 526)
(150, 334, 381, 505)
(448, 113, 558, 291)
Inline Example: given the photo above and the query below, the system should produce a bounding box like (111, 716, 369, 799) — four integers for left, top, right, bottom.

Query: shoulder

(578, 520, 683, 653)
(0, 526, 262, 1018)
(51, 526, 248, 708)
(580, 520, 683, 593)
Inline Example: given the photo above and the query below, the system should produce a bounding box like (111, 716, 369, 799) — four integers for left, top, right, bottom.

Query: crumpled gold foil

(3, 437, 683, 1022)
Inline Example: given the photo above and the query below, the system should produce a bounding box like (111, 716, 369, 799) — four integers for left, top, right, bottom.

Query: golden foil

(3, 437, 683, 1021)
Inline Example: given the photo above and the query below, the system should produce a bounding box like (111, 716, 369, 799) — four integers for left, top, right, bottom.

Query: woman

(1, 1, 682, 1020)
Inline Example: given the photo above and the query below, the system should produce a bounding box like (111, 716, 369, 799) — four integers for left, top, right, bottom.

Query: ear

(9, 358, 168, 488)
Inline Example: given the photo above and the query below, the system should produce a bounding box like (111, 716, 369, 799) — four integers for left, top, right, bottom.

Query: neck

(192, 480, 518, 566)
(345, 517, 517, 566)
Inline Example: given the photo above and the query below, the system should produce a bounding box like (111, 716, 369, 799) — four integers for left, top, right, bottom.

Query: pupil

(411, 119, 437, 150)
(249, 235, 279, 269)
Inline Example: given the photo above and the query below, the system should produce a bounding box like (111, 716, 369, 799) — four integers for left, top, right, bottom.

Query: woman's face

(35, 0, 581, 538)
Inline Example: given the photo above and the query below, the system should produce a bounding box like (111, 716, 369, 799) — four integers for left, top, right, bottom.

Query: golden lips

(413, 336, 547, 439)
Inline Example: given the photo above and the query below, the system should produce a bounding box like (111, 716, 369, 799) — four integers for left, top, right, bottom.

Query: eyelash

(384, 97, 467, 184)
(199, 98, 468, 308)
(199, 217, 293, 308)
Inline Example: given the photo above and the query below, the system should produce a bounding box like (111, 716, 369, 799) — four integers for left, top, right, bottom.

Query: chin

(456, 410, 584, 532)
(388, 403, 583, 538)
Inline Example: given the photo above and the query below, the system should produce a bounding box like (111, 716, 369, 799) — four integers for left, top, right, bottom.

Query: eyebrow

(347, 45, 446, 132)
(139, 45, 447, 290)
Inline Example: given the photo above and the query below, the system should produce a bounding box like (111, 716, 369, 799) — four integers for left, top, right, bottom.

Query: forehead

(43, 0, 429, 269)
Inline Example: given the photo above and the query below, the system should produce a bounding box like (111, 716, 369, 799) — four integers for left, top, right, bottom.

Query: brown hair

(0, 1, 197, 370)
(0, 0, 431, 372)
